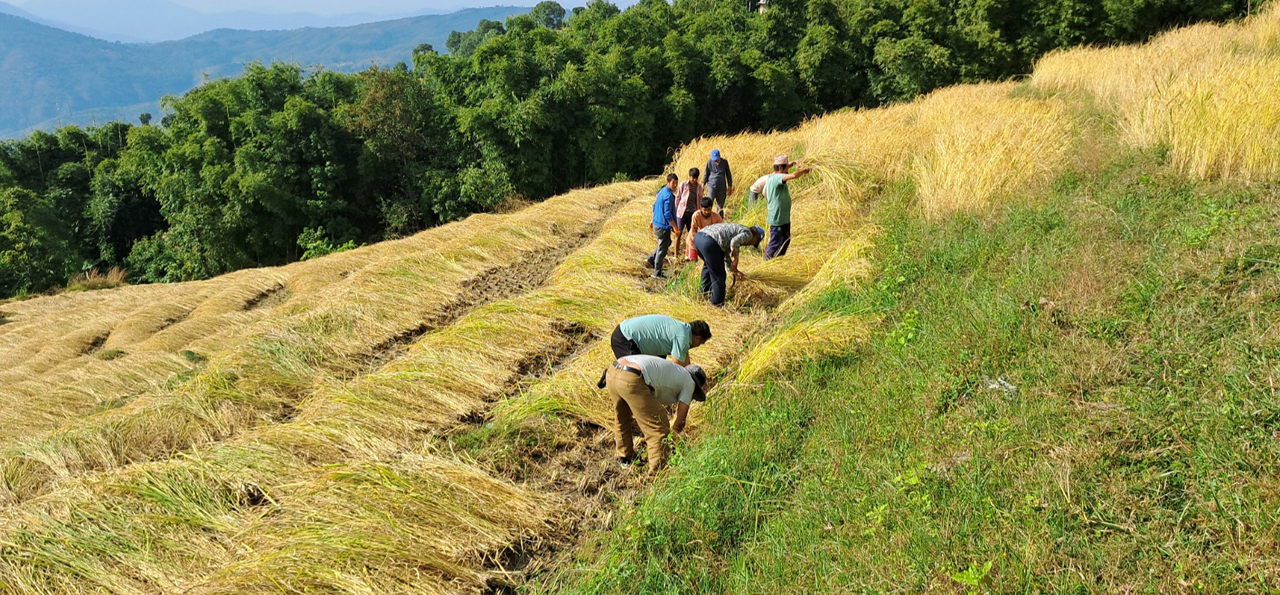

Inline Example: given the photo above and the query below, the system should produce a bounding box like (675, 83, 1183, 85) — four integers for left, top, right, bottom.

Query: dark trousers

(647, 227, 672, 273)
(708, 186, 728, 214)
(694, 232, 727, 306)
(678, 210, 695, 232)
(611, 325, 641, 358)
(765, 224, 791, 259)
(599, 325, 643, 388)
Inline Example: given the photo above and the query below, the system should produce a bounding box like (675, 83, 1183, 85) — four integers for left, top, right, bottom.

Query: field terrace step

(0, 182, 650, 506)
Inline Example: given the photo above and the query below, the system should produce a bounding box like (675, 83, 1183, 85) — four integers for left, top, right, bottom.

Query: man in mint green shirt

(764, 154, 812, 260)
(598, 314, 712, 388)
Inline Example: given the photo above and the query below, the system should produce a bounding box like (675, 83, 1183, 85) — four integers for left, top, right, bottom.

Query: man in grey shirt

(604, 354, 708, 476)
(692, 222, 764, 306)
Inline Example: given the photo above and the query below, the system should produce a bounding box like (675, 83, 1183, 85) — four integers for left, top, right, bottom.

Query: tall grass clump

(1033, 4, 1280, 182)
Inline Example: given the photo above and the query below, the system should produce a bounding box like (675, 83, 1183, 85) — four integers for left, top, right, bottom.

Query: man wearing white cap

(764, 154, 812, 260)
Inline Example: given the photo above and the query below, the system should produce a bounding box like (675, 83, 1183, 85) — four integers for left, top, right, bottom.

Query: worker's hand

(672, 420, 686, 434)
(733, 270, 746, 281)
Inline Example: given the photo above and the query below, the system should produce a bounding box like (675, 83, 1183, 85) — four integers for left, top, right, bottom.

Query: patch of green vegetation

(544, 151, 1280, 593)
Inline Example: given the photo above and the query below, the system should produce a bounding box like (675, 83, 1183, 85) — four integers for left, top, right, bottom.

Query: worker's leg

(708, 256, 727, 306)
(619, 383, 671, 474)
(694, 233, 722, 302)
(651, 227, 672, 275)
(765, 224, 791, 259)
(713, 187, 727, 215)
(608, 367, 640, 461)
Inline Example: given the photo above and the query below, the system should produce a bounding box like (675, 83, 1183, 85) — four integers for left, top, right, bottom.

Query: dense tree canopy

(0, 0, 1252, 296)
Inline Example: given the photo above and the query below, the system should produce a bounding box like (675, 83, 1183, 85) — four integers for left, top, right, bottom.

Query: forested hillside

(0, 6, 529, 137)
(0, 0, 1252, 298)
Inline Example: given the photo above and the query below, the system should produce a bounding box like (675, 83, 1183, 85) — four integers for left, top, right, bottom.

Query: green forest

(0, 0, 1251, 297)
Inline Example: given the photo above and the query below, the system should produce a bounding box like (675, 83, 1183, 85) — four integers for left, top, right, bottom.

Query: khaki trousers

(607, 366, 670, 473)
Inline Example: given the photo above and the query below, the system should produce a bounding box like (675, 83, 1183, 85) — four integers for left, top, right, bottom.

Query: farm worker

(685, 196, 723, 260)
(646, 173, 680, 278)
(703, 149, 734, 216)
(674, 168, 703, 259)
(693, 222, 764, 307)
(605, 355, 708, 474)
(747, 157, 794, 204)
(597, 314, 712, 388)
(764, 154, 812, 260)
(747, 173, 770, 205)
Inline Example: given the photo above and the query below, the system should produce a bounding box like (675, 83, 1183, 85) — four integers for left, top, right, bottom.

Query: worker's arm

(731, 253, 744, 279)
(672, 402, 691, 433)
(782, 167, 812, 182)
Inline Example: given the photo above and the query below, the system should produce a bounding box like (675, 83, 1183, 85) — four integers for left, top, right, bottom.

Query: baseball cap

(685, 364, 708, 401)
(711, 149, 721, 161)
(750, 225, 765, 241)
(774, 154, 789, 166)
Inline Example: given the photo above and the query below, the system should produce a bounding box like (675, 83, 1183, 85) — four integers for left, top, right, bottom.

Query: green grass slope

(544, 128, 1280, 592)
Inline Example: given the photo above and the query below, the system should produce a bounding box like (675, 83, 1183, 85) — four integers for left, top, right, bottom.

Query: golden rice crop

(1032, 5, 1280, 182)
(7, 12, 1270, 592)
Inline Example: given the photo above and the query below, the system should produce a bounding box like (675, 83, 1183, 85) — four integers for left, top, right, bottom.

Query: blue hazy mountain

(0, 6, 529, 137)
(13, 0, 421, 42)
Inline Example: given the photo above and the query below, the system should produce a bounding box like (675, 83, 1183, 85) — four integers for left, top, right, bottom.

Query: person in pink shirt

(673, 168, 702, 259)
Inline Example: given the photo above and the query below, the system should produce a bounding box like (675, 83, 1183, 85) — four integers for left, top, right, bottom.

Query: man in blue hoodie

(646, 173, 680, 278)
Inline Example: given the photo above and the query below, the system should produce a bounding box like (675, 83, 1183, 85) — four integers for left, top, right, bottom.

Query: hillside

(0, 6, 528, 137)
(0, 7, 1278, 594)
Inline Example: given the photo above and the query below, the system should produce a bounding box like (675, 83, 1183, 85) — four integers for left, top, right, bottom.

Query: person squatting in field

(605, 354, 708, 477)
(685, 197, 723, 260)
(693, 222, 764, 307)
(646, 173, 680, 278)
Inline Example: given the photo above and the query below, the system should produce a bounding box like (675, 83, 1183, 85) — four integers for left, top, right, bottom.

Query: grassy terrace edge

(539, 149, 1280, 592)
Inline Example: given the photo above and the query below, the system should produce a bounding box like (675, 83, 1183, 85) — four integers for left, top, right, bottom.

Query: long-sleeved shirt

(703, 157, 733, 192)
(749, 174, 770, 195)
(652, 186, 677, 230)
(675, 180, 702, 215)
(698, 222, 754, 268)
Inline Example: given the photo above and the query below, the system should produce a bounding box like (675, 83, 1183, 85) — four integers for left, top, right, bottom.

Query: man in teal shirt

(597, 314, 712, 388)
(764, 154, 812, 260)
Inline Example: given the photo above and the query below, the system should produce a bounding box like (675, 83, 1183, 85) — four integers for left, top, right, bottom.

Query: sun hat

(685, 364, 708, 401)
(711, 149, 721, 161)
(774, 154, 788, 166)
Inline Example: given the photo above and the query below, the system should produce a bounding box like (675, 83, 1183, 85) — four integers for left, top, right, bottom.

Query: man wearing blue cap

(692, 222, 764, 306)
(703, 149, 734, 216)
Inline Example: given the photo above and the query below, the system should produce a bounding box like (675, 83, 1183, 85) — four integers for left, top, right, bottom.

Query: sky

(9, 0, 578, 15)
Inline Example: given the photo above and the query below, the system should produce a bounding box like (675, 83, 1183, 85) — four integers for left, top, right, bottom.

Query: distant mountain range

(3, 0, 447, 42)
(0, 6, 530, 137)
